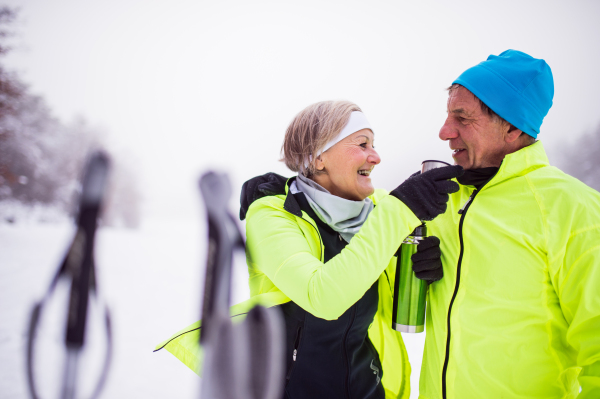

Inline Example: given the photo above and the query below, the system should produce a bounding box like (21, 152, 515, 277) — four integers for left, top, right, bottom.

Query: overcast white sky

(4, 0, 600, 220)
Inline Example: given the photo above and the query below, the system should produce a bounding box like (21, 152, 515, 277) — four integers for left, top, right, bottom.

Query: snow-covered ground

(0, 219, 425, 398)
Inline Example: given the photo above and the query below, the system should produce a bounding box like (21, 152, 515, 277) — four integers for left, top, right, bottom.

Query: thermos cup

(421, 160, 451, 173)
(392, 160, 451, 333)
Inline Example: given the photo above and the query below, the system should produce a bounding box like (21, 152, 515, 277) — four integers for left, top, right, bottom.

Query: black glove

(390, 165, 464, 221)
(239, 172, 288, 220)
(412, 236, 443, 283)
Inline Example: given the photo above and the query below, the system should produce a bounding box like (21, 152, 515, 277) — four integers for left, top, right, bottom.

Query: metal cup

(421, 160, 451, 173)
(392, 160, 450, 333)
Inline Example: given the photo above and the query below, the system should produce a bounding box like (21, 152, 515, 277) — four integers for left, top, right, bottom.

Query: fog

(1, 1, 600, 398)
(4, 0, 600, 219)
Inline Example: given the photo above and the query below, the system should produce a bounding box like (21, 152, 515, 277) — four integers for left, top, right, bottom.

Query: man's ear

(504, 124, 523, 144)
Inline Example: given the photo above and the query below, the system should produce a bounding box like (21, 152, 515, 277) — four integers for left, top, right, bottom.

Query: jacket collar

(482, 140, 549, 190)
(283, 177, 303, 217)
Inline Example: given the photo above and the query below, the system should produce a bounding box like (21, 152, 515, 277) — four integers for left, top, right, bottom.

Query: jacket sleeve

(245, 194, 421, 320)
(554, 227, 600, 398)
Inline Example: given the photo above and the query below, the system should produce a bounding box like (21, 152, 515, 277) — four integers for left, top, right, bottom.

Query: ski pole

(197, 171, 284, 399)
(26, 151, 113, 399)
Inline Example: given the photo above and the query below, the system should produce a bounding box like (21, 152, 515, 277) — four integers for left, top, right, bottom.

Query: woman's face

(313, 129, 380, 201)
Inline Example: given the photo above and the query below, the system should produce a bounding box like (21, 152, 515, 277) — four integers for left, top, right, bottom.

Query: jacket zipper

(342, 305, 357, 399)
(298, 215, 324, 262)
(286, 326, 303, 381)
(284, 188, 325, 261)
(441, 189, 479, 399)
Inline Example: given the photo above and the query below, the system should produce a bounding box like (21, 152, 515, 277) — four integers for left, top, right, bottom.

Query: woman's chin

(358, 185, 375, 200)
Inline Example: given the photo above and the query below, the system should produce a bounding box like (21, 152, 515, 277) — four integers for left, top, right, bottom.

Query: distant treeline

(559, 123, 600, 193)
(0, 6, 597, 228)
(0, 7, 140, 227)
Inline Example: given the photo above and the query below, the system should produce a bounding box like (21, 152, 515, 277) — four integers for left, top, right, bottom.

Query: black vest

(281, 191, 384, 399)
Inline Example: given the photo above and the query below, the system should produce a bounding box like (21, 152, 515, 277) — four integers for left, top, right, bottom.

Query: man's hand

(412, 236, 443, 283)
(390, 165, 464, 221)
(239, 172, 288, 220)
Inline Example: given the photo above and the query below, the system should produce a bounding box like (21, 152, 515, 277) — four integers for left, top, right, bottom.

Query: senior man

(421, 49, 600, 399)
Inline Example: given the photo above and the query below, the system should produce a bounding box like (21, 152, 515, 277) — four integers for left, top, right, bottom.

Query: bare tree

(0, 7, 21, 120)
(0, 7, 142, 227)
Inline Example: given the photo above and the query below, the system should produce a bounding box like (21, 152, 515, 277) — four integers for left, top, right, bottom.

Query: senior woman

(242, 100, 462, 399)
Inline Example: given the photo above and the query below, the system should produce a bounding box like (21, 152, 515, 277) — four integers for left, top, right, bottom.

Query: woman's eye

(360, 143, 368, 148)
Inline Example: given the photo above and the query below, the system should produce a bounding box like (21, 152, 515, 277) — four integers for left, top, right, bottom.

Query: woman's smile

(313, 129, 380, 201)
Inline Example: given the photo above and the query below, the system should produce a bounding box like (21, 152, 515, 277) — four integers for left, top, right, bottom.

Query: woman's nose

(368, 148, 381, 165)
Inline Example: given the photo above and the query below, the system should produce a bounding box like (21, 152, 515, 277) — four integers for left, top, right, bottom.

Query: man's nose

(439, 117, 458, 141)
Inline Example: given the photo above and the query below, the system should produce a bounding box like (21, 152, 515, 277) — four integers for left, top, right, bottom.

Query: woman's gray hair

(280, 100, 361, 176)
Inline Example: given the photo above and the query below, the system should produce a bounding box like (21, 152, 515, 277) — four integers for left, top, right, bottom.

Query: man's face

(439, 86, 509, 170)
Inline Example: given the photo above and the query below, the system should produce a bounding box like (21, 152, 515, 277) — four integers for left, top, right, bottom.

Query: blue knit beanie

(452, 49, 554, 138)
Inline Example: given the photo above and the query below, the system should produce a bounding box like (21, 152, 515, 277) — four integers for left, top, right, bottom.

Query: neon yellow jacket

(156, 184, 422, 399)
(421, 141, 600, 399)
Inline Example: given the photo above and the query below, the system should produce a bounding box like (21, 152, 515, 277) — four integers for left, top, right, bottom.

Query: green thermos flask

(392, 160, 450, 333)
(392, 223, 427, 333)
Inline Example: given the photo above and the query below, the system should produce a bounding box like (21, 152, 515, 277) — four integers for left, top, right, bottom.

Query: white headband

(304, 111, 373, 169)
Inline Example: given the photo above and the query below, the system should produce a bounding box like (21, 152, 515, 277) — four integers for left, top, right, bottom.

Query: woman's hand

(412, 236, 443, 283)
(390, 165, 464, 221)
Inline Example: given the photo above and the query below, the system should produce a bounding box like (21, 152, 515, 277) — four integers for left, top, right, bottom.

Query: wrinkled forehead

(447, 87, 482, 115)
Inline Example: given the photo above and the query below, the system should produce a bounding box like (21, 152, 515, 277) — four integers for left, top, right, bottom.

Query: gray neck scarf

(290, 174, 374, 243)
